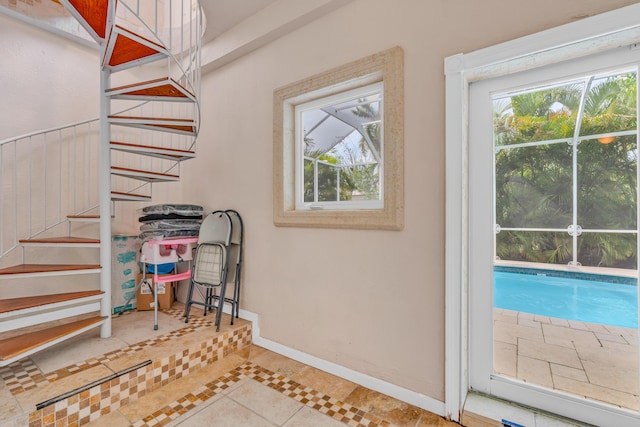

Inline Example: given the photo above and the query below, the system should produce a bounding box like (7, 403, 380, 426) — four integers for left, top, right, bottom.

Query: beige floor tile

(110, 310, 188, 344)
(289, 365, 357, 401)
(282, 405, 345, 426)
(194, 353, 247, 387)
(461, 410, 503, 427)
(103, 346, 168, 373)
(0, 413, 29, 427)
(567, 320, 591, 331)
(552, 375, 639, 411)
(574, 341, 638, 366)
(583, 323, 611, 334)
(518, 312, 535, 320)
(549, 317, 571, 327)
(14, 364, 115, 410)
(533, 314, 551, 324)
(174, 396, 275, 426)
(227, 379, 302, 425)
(541, 323, 600, 348)
(0, 382, 22, 424)
(248, 346, 306, 378)
(494, 321, 544, 345)
(581, 360, 638, 394)
(518, 338, 582, 369)
(85, 408, 132, 427)
(119, 374, 210, 422)
(494, 312, 518, 324)
(518, 317, 542, 328)
(549, 363, 588, 383)
(595, 331, 631, 344)
(29, 331, 129, 374)
(517, 355, 553, 388)
(416, 410, 459, 426)
(344, 386, 422, 427)
(494, 341, 517, 377)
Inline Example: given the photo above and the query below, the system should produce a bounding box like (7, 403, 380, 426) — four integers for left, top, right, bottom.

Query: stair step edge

(0, 291, 104, 315)
(0, 264, 102, 278)
(0, 316, 106, 366)
(19, 237, 100, 247)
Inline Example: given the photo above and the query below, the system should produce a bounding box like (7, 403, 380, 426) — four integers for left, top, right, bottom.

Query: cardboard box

(136, 274, 175, 311)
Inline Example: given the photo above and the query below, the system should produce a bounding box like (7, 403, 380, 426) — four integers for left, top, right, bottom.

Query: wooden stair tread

(0, 291, 103, 314)
(111, 142, 195, 161)
(19, 237, 100, 244)
(111, 141, 194, 155)
(111, 191, 151, 202)
(111, 166, 179, 178)
(111, 191, 151, 199)
(109, 26, 164, 67)
(68, 0, 109, 39)
(108, 77, 194, 99)
(0, 264, 101, 275)
(0, 316, 105, 362)
(67, 215, 100, 219)
(109, 115, 194, 123)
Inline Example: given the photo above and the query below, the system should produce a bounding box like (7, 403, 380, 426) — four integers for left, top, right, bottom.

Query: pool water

(494, 271, 638, 328)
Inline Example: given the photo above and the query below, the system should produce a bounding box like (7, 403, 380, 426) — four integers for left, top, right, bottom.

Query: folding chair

(204, 210, 244, 324)
(183, 211, 231, 331)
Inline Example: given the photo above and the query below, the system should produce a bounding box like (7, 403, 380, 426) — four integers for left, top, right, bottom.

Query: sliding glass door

(468, 46, 640, 425)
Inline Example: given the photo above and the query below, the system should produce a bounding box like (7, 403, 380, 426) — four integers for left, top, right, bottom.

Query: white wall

(0, 13, 100, 141)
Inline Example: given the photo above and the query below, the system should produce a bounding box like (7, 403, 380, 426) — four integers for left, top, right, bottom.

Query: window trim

(273, 46, 404, 230)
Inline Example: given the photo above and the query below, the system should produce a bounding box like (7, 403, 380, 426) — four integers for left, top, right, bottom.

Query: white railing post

(99, 68, 112, 338)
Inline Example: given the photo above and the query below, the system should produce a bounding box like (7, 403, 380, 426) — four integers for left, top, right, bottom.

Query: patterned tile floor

(0, 304, 456, 427)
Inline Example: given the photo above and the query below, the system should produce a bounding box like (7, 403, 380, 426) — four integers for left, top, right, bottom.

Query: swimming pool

(494, 269, 639, 328)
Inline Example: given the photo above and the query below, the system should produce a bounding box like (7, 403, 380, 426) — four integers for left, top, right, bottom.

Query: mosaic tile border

(131, 362, 398, 427)
(0, 308, 215, 395)
(26, 324, 252, 427)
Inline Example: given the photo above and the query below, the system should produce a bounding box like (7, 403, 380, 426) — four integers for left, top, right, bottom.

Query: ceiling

(200, 0, 278, 44)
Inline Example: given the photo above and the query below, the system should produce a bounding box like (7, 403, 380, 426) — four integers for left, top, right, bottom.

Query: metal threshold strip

(35, 360, 152, 410)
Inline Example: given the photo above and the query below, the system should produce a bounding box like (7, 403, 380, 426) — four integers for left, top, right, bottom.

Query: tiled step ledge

(1, 309, 236, 396)
(25, 320, 251, 426)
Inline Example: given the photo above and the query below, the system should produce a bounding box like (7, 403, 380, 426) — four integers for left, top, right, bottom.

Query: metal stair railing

(117, 0, 202, 100)
(107, 0, 201, 197)
(0, 120, 101, 260)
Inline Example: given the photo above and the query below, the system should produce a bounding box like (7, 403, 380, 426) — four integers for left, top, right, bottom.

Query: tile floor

(494, 308, 639, 411)
(0, 304, 456, 427)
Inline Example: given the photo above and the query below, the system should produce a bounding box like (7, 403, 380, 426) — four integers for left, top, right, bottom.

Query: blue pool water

(494, 271, 638, 328)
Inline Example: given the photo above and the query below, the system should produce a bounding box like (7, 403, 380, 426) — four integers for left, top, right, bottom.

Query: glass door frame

(444, 4, 640, 424)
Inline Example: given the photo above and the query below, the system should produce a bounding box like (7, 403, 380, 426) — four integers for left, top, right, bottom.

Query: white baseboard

(237, 308, 445, 417)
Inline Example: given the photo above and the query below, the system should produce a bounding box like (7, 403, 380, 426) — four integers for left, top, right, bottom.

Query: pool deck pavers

(494, 308, 639, 411)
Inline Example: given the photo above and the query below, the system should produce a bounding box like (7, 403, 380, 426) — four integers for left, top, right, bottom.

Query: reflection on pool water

(494, 269, 638, 329)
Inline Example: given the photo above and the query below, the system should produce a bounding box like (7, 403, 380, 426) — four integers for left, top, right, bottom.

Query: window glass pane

(303, 158, 314, 203)
(340, 164, 380, 201)
(494, 82, 583, 146)
(496, 144, 572, 228)
(496, 230, 573, 265)
(578, 72, 637, 137)
(577, 232, 637, 269)
(317, 161, 337, 202)
(297, 83, 384, 208)
(577, 136, 637, 230)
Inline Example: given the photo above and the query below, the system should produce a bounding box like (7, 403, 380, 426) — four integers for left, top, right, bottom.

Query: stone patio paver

(494, 309, 640, 411)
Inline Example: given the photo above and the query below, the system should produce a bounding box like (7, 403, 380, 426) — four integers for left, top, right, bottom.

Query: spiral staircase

(0, 0, 201, 367)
